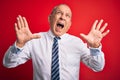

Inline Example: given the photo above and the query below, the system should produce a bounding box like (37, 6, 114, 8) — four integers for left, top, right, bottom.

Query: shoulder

(65, 33, 83, 42)
(29, 31, 49, 42)
(37, 31, 48, 37)
(63, 33, 87, 50)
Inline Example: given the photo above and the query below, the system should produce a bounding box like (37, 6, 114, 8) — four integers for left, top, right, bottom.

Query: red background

(0, 0, 120, 80)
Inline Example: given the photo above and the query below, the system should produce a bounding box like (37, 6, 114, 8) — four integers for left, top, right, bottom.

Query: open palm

(15, 15, 40, 47)
(80, 20, 110, 48)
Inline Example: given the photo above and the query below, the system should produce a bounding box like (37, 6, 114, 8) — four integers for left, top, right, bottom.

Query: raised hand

(14, 15, 40, 47)
(80, 19, 110, 48)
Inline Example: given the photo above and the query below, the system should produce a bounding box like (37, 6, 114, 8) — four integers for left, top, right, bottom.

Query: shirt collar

(47, 29, 68, 40)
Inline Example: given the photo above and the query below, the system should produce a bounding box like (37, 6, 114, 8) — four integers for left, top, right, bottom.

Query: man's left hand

(80, 19, 110, 48)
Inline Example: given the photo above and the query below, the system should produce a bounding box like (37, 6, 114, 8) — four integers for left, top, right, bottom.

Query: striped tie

(51, 37, 60, 80)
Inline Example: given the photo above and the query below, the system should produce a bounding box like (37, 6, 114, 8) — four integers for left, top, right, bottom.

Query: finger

(80, 33, 87, 41)
(91, 20, 98, 31)
(18, 15, 24, 28)
(17, 16, 22, 29)
(22, 17, 29, 28)
(14, 23, 19, 31)
(100, 23, 108, 32)
(102, 30, 110, 37)
(32, 33, 41, 39)
(96, 19, 103, 30)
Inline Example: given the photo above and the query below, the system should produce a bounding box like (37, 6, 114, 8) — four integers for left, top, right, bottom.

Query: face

(49, 4, 72, 36)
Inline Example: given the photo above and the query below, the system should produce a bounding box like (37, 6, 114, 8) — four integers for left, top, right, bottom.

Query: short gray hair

(50, 4, 72, 15)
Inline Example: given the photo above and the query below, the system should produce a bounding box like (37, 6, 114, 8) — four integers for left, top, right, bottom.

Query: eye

(66, 14, 71, 18)
(56, 11, 62, 14)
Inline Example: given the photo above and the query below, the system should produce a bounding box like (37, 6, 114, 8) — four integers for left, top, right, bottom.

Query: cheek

(50, 18, 56, 27)
(50, 15, 57, 22)
(64, 25, 70, 32)
(64, 22, 71, 31)
(66, 21, 71, 28)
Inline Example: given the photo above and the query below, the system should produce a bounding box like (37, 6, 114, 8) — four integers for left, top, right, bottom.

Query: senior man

(3, 4, 109, 80)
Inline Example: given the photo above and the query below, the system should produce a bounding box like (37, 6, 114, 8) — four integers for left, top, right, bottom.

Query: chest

(31, 39, 81, 67)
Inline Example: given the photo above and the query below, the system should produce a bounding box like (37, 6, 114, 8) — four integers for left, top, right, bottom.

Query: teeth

(57, 23, 64, 28)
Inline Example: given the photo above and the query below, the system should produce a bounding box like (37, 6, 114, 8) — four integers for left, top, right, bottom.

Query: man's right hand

(14, 15, 40, 48)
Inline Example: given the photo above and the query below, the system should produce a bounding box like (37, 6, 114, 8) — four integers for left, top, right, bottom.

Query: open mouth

(57, 23, 64, 28)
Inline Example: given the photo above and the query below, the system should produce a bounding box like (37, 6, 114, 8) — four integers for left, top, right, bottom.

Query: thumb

(80, 33, 87, 41)
(32, 33, 41, 39)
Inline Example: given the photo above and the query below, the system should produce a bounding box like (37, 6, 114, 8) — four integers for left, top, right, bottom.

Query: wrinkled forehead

(51, 4, 72, 16)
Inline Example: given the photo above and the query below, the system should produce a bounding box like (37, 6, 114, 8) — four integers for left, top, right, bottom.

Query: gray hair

(50, 4, 72, 15)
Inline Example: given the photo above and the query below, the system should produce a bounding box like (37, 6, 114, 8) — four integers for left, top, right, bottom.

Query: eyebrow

(56, 9, 72, 15)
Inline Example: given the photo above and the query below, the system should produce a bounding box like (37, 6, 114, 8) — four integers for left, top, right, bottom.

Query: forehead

(55, 5, 72, 15)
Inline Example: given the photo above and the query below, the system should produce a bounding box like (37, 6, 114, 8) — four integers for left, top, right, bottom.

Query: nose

(60, 14, 65, 20)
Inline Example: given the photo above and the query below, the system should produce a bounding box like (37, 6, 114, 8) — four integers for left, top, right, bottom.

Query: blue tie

(51, 37, 60, 80)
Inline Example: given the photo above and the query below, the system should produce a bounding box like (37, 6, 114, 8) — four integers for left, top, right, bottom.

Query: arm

(3, 15, 40, 68)
(3, 42, 31, 68)
(80, 19, 109, 71)
(81, 45, 105, 72)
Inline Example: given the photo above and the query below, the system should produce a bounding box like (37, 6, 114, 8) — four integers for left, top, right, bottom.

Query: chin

(54, 32, 63, 37)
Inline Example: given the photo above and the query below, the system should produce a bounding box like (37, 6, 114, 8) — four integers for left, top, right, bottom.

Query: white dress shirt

(3, 30, 105, 80)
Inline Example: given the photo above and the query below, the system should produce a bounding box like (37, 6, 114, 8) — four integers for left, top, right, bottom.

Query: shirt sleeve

(3, 41, 31, 68)
(14, 41, 24, 53)
(81, 45, 105, 72)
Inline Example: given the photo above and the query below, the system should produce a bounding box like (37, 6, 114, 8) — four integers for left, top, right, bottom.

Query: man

(3, 4, 109, 80)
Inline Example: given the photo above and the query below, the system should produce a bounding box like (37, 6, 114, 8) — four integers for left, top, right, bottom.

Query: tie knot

(54, 37, 61, 40)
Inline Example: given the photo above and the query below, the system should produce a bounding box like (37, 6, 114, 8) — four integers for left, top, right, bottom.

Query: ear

(68, 20, 72, 30)
(48, 15, 51, 22)
(69, 20, 72, 28)
(48, 15, 50, 22)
